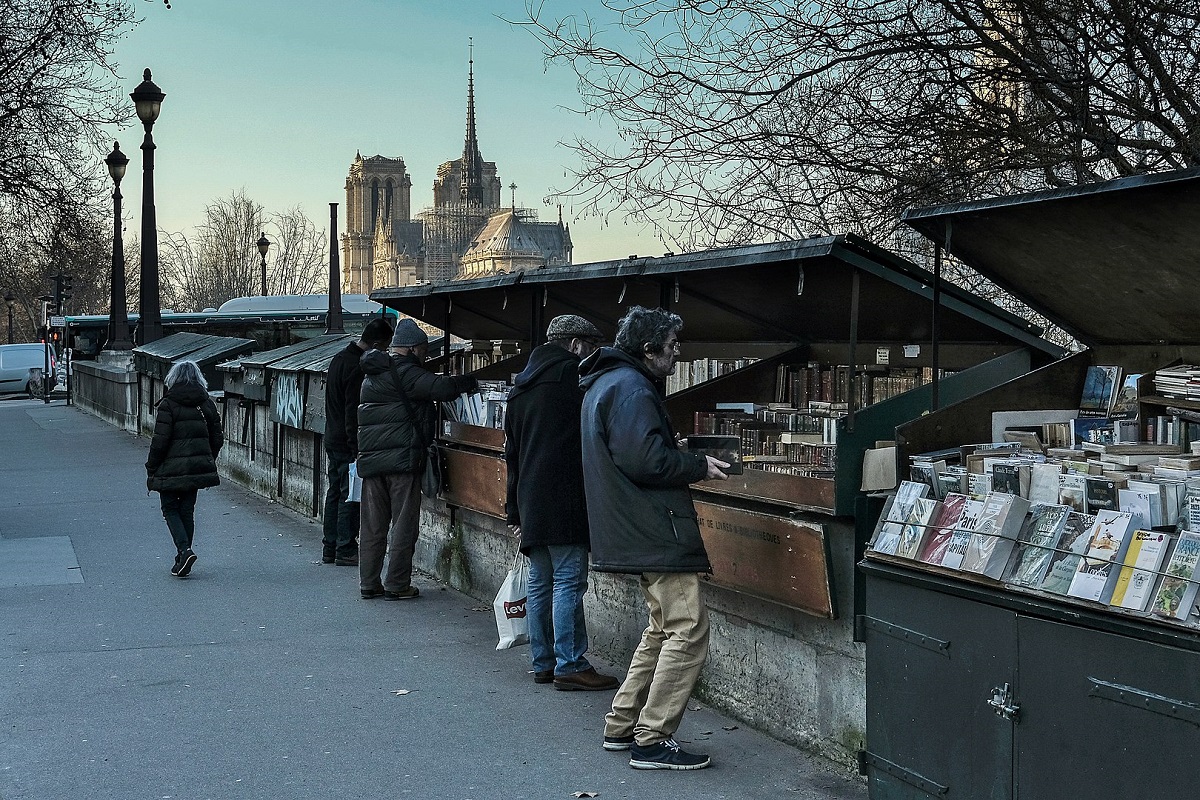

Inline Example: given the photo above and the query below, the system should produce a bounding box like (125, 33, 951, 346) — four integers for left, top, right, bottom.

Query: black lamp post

(131, 69, 165, 345)
(257, 232, 270, 296)
(104, 142, 133, 351)
(5, 290, 14, 344)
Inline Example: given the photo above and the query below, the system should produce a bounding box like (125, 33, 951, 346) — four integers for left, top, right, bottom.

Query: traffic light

(60, 275, 72, 310)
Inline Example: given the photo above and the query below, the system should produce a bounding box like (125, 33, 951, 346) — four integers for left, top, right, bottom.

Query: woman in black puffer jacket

(146, 360, 223, 578)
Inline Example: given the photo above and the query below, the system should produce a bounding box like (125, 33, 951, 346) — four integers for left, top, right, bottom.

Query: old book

(919, 493, 968, 565)
(1150, 531, 1200, 621)
(1066, 510, 1135, 603)
(1027, 463, 1063, 505)
(1188, 494, 1200, 532)
(686, 434, 743, 475)
(1079, 365, 1121, 418)
(1058, 473, 1088, 512)
(1117, 487, 1157, 530)
(895, 498, 942, 560)
(1084, 476, 1119, 515)
(938, 498, 984, 570)
(870, 480, 931, 555)
(909, 460, 945, 500)
(1107, 373, 1141, 420)
(1005, 503, 1070, 588)
(936, 471, 966, 498)
(1159, 456, 1200, 470)
(1110, 529, 1171, 611)
(968, 472, 992, 500)
(990, 461, 1023, 496)
(962, 493, 1031, 579)
(1040, 512, 1097, 595)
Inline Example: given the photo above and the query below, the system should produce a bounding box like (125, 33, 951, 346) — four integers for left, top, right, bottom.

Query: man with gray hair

(505, 314, 619, 692)
(579, 305, 728, 770)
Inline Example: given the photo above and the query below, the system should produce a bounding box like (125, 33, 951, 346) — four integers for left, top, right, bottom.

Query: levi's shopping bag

(493, 553, 529, 650)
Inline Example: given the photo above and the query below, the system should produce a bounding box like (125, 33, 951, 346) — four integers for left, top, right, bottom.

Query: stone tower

(343, 153, 421, 293)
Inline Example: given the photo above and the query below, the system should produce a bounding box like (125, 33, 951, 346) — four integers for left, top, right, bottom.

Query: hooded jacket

(504, 343, 589, 553)
(356, 349, 478, 479)
(578, 346, 710, 574)
(146, 383, 223, 493)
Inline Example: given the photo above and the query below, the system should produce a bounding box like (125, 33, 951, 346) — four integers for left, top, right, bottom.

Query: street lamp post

(5, 290, 14, 344)
(104, 142, 133, 351)
(257, 232, 270, 296)
(131, 69, 165, 346)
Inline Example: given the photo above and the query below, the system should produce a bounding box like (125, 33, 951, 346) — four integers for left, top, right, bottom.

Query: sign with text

(694, 500, 834, 618)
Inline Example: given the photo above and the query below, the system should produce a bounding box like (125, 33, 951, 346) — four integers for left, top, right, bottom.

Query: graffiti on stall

(274, 374, 303, 428)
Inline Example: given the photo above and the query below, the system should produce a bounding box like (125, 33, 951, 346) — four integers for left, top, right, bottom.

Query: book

(1005, 503, 1070, 588)
(1117, 487, 1157, 530)
(938, 498, 984, 570)
(686, 434, 743, 475)
(1150, 531, 1200, 621)
(909, 460, 945, 500)
(1188, 494, 1200, 532)
(1065, 510, 1135, 603)
(918, 493, 968, 564)
(1083, 476, 1119, 515)
(1079, 365, 1121, 418)
(895, 498, 941, 560)
(1040, 512, 1097, 595)
(1107, 373, 1141, 419)
(870, 481, 931, 555)
(962, 492, 1031, 579)
(1110, 529, 1171, 611)
(1027, 462, 1063, 505)
(990, 461, 1023, 496)
(1058, 473, 1088, 512)
(968, 471, 992, 500)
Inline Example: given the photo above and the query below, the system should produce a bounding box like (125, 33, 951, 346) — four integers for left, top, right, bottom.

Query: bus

(65, 294, 396, 359)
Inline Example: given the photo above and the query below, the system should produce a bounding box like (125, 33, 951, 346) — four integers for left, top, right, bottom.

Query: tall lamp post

(131, 69, 165, 346)
(257, 232, 270, 296)
(104, 142, 133, 351)
(5, 290, 14, 344)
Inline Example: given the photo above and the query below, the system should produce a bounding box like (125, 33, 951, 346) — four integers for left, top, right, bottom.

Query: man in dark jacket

(322, 317, 394, 566)
(505, 315, 619, 692)
(579, 306, 727, 770)
(357, 318, 478, 600)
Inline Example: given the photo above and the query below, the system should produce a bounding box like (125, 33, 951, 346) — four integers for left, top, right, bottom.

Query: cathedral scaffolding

(416, 200, 494, 282)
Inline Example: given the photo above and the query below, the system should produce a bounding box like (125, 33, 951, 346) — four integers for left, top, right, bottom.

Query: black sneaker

(603, 734, 635, 751)
(629, 738, 711, 770)
(321, 551, 336, 564)
(176, 550, 197, 578)
(170, 555, 183, 577)
(382, 586, 419, 600)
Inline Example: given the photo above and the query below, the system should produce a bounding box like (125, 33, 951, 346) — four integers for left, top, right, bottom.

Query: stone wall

(71, 352, 139, 433)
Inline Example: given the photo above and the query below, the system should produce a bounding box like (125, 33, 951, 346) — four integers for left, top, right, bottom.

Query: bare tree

(522, 0, 1200, 256)
(266, 206, 329, 297)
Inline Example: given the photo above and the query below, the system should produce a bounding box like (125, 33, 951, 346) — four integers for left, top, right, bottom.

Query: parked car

(0, 343, 58, 397)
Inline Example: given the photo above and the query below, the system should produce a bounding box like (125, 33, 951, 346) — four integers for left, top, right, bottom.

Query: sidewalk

(0, 398, 867, 800)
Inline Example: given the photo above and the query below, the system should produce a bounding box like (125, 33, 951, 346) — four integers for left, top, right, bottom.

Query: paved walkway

(0, 398, 867, 800)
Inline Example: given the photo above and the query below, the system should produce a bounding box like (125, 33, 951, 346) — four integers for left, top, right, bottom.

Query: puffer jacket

(356, 349, 478, 479)
(578, 346, 710, 574)
(146, 383, 223, 493)
(504, 342, 589, 553)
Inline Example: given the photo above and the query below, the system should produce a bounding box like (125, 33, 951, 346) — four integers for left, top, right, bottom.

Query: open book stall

(860, 169, 1200, 799)
(371, 235, 1060, 764)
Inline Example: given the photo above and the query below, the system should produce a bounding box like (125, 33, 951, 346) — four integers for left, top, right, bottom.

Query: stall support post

(443, 296, 452, 374)
(846, 268, 860, 432)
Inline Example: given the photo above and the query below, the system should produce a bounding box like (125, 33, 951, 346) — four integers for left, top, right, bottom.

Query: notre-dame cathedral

(341, 56, 573, 294)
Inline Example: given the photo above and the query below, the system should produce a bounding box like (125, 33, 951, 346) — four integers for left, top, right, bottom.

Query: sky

(108, 0, 666, 265)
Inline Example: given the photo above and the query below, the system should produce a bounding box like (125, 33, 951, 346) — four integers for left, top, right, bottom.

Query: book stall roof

(133, 332, 257, 377)
(369, 235, 1062, 356)
(902, 167, 1200, 348)
(216, 333, 349, 373)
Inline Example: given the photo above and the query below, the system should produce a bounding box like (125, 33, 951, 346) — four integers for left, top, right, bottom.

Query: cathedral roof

(465, 209, 569, 258)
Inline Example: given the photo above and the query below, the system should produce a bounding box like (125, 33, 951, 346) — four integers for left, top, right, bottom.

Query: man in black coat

(357, 318, 478, 600)
(319, 316, 393, 566)
(579, 306, 728, 770)
(505, 315, 619, 692)
(322, 317, 394, 566)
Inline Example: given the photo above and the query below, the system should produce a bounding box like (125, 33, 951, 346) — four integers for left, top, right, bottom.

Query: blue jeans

(526, 544, 591, 675)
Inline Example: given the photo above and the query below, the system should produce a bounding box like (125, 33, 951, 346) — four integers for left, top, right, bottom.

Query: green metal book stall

(862, 168, 1200, 798)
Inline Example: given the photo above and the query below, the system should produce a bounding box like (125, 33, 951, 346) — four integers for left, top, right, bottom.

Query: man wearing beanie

(356, 318, 478, 600)
(504, 315, 619, 692)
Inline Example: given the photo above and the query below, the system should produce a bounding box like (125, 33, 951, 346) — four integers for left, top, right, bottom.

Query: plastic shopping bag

(493, 555, 529, 650)
(346, 460, 363, 503)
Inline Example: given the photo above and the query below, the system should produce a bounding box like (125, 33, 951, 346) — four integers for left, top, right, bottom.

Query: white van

(0, 343, 58, 397)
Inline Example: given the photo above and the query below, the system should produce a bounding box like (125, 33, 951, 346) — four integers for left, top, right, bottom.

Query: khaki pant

(359, 472, 421, 592)
(604, 572, 710, 746)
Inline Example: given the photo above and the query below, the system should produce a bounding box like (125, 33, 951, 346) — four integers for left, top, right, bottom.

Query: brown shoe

(533, 670, 554, 684)
(553, 668, 620, 692)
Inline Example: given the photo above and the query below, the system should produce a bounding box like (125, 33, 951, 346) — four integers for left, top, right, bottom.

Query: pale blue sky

(108, 0, 665, 264)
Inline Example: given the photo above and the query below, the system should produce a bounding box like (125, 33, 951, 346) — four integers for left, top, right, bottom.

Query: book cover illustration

(1058, 473, 1088, 512)
(870, 481, 930, 555)
(918, 493, 969, 564)
(686, 434, 743, 475)
(991, 462, 1023, 496)
(1117, 488, 1156, 531)
(895, 498, 941, 560)
(1110, 529, 1170, 611)
(1107, 373, 1142, 419)
(1084, 477, 1119, 515)
(1079, 365, 1122, 418)
(1151, 531, 1200, 621)
(1005, 503, 1070, 588)
(1040, 512, 1097, 594)
(1066, 510, 1135, 602)
(962, 493, 1031, 579)
(939, 498, 984, 570)
(909, 461, 944, 500)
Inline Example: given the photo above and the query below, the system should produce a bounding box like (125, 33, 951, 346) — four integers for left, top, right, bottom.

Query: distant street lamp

(257, 232, 270, 296)
(5, 290, 14, 344)
(131, 68, 165, 345)
(104, 142, 133, 351)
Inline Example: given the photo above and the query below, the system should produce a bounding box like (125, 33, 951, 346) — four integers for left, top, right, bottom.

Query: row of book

(442, 381, 510, 429)
(870, 481, 1200, 625)
(665, 358, 759, 395)
(1152, 364, 1200, 401)
(773, 362, 943, 409)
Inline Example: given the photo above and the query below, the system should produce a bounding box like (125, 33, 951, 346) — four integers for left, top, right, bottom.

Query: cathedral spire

(460, 38, 485, 204)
